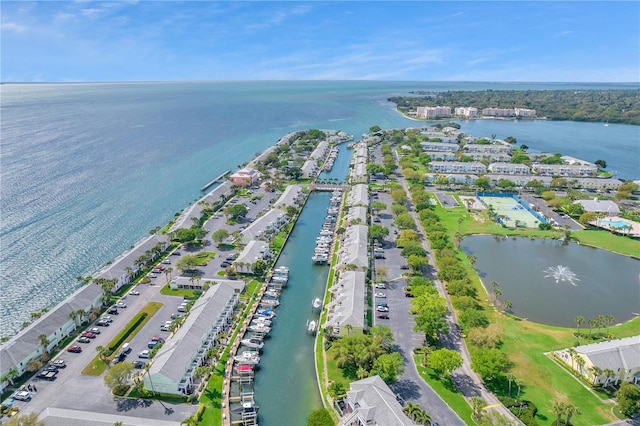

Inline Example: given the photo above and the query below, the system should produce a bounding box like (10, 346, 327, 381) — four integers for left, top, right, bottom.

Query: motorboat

(234, 364, 253, 374)
(306, 319, 317, 334)
(256, 308, 276, 319)
(312, 298, 322, 310)
(248, 323, 271, 333)
(260, 298, 280, 307)
(251, 317, 272, 326)
(234, 351, 260, 365)
(241, 338, 265, 349)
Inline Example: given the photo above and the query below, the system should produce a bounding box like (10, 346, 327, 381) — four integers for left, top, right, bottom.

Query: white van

(121, 343, 131, 354)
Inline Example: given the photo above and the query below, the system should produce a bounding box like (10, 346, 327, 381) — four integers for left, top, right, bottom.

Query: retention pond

(462, 235, 640, 327)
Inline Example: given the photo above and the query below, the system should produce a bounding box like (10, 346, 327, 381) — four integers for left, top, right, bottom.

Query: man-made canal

(253, 191, 331, 424)
(462, 235, 640, 327)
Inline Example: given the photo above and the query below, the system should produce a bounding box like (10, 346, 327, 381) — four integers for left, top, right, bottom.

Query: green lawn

(82, 302, 163, 376)
(413, 360, 475, 425)
(159, 284, 198, 299)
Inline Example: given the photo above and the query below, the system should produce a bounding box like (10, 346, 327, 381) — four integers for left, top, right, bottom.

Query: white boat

(312, 298, 322, 310)
(256, 308, 276, 319)
(234, 351, 260, 365)
(231, 401, 259, 415)
(312, 254, 328, 264)
(248, 324, 271, 333)
(241, 338, 265, 349)
(306, 319, 317, 334)
(260, 298, 280, 307)
(264, 289, 280, 298)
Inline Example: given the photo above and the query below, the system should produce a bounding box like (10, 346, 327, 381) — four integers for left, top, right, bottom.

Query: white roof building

(145, 280, 244, 395)
(347, 184, 369, 207)
(345, 206, 368, 224)
(301, 159, 318, 179)
(234, 240, 271, 274)
(273, 185, 303, 209)
(488, 162, 531, 175)
(429, 161, 486, 174)
(340, 376, 416, 426)
(325, 271, 366, 334)
(171, 181, 233, 231)
(574, 199, 620, 216)
(337, 225, 368, 268)
(241, 208, 288, 243)
(420, 142, 459, 152)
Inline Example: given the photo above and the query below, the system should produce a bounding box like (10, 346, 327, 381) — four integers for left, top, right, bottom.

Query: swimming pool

(598, 219, 631, 229)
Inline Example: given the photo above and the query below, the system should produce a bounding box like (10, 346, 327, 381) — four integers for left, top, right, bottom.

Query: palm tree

(470, 396, 485, 421)
(564, 403, 581, 425)
(402, 402, 421, 421)
(1, 367, 18, 388)
(180, 416, 198, 426)
(587, 319, 597, 338)
(356, 367, 368, 380)
(604, 314, 615, 336)
(503, 299, 512, 312)
(603, 368, 616, 386)
(414, 409, 432, 425)
(552, 401, 566, 426)
(492, 288, 502, 303)
(596, 314, 605, 336)
(96, 345, 109, 365)
(567, 347, 577, 371)
(575, 356, 586, 376)
(574, 315, 585, 337)
(344, 324, 353, 337)
(164, 267, 173, 284)
(467, 254, 477, 267)
(37, 333, 50, 355)
(506, 373, 516, 398)
(69, 310, 81, 327)
(588, 365, 602, 385)
(515, 377, 524, 400)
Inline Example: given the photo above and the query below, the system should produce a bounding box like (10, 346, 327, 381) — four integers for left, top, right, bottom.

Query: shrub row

(108, 312, 148, 351)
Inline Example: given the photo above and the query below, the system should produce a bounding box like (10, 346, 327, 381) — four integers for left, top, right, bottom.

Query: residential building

(515, 108, 536, 117)
(0, 283, 103, 392)
(416, 106, 451, 119)
(92, 234, 170, 293)
(533, 163, 597, 177)
(574, 199, 620, 216)
(145, 280, 244, 395)
(301, 159, 318, 179)
(345, 206, 367, 224)
(229, 167, 260, 186)
(464, 144, 512, 154)
(420, 142, 459, 152)
(558, 336, 640, 386)
(482, 107, 516, 117)
(424, 151, 457, 162)
(338, 375, 416, 426)
(467, 152, 512, 162)
(576, 178, 623, 191)
(488, 162, 531, 175)
(347, 184, 369, 207)
(454, 107, 478, 117)
(273, 185, 303, 209)
(420, 131, 458, 143)
(240, 209, 288, 243)
(234, 240, 272, 274)
(485, 174, 552, 187)
(310, 141, 329, 161)
(325, 271, 366, 335)
(171, 181, 233, 231)
(429, 161, 486, 174)
(337, 225, 368, 269)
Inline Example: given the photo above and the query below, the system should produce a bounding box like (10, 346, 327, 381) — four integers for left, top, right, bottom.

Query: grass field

(431, 199, 640, 425)
(479, 195, 543, 228)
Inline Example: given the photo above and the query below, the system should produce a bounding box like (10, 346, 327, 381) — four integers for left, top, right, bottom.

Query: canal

(253, 191, 332, 424)
(253, 143, 352, 424)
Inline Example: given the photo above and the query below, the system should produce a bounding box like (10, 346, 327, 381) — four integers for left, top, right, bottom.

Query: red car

(81, 331, 97, 339)
(150, 336, 165, 343)
(67, 345, 82, 353)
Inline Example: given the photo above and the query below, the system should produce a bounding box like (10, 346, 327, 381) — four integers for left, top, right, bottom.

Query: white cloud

(1, 22, 27, 33)
(555, 30, 574, 37)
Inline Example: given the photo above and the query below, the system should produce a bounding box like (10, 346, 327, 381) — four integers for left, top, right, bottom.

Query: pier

(201, 169, 231, 191)
(309, 183, 349, 192)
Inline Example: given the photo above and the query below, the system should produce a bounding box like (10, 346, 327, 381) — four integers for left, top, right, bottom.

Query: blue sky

(2, 1, 638, 82)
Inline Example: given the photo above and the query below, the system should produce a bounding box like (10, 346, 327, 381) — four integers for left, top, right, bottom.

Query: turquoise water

(253, 192, 330, 424)
(598, 219, 630, 229)
(1, 81, 639, 336)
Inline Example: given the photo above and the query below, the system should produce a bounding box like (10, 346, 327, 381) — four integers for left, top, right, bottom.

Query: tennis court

(478, 195, 544, 228)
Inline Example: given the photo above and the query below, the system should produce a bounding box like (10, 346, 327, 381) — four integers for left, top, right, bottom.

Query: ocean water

(1, 81, 638, 337)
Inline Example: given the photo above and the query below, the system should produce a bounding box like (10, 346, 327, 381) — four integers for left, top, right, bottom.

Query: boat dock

(201, 169, 231, 191)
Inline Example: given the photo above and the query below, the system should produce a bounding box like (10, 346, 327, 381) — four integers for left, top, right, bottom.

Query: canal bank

(253, 191, 333, 424)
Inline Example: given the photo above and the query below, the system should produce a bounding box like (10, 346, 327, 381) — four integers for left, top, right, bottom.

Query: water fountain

(544, 265, 580, 286)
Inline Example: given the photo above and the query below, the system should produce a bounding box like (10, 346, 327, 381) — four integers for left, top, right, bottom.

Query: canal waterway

(462, 235, 640, 327)
(253, 191, 332, 424)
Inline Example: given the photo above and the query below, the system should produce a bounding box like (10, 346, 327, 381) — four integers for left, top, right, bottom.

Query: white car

(375, 293, 386, 298)
(116, 302, 127, 308)
(13, 390, 31, 401)
(162, 259, 171, 264)
(375, 283, 387, 289)
(129, 290, 140, 296)
(138, 350, 150, 359)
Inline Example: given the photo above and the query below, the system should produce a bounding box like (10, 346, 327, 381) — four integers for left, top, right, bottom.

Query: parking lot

(11, 185, 282, 424)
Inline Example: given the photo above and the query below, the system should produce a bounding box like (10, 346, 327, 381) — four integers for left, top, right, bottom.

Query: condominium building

(416, 106, 451, 119)
(488, 162, 531, 175)
(532, 163, 597, 177)
(420, 142, 459, 152)
(515, 108, 536, 117)
(429, 161, 486, 174)
(454, 107, 478, 117)
(482, 107, 516, 117)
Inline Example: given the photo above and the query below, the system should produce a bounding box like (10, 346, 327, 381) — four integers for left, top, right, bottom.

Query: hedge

(108, 312, 148, 351)
(196, 404, 206, 421)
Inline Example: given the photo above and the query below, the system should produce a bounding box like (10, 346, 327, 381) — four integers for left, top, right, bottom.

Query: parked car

(147, 273, 158, 278)
(151, 336, 165, 343)
(162, 259, 171, 264)
(89, 327, 101, 334)
(147, 341, 159, 349)
(42, 364, 59, 372)
(132, 360, 146, 369)
(129, 290, 140, 296)
(13, 391, 31, 401)
(100, 316, 113, 323)
(116, 302, 127, 308)
(107, 307, 119, 315)
(170, 313, 184, 319)
(137, 350, 150, 359)
(37, 371, 57, 381)
(376, 312, 389, 319)
(376, 305, 389, 312)
(51, 359, 66, 368)
(374, 293, 386, 298)
(95, 320, 110, 327)
(77, 337, 91, 344)
(81, 331, 96, 338)
(221, 261, 231, 268)
(400, 264, 410, 270)
(171, 251, 180, 256)
(67, 345, 82, 353)
(375, 283, 387, 289)
(160, 324, 170, 332)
